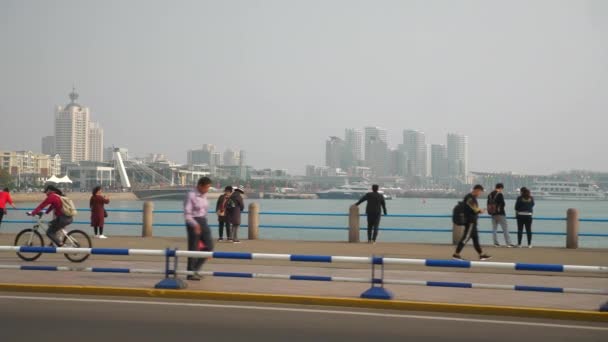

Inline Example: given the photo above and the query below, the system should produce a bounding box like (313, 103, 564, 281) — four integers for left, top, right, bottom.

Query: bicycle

(14, 212, 92, 262)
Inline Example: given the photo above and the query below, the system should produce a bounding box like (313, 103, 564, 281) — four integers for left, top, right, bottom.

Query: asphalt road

(0, 293, 606, 342)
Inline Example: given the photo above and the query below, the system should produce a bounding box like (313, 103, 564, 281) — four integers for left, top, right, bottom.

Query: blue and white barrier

(1, 263, 606, 296)
(1, 246, 607, 274)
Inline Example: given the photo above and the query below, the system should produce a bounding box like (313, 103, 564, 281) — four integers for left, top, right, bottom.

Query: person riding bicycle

(28, 185, 72, 247)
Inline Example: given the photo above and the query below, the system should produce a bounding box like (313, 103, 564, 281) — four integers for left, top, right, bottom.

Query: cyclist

(28, 185, 72, 246)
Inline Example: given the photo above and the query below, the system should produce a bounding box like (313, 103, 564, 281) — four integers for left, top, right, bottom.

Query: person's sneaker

(479, 254, 492, 261)
(233, 240, 241, 244)
(218, 238, 224, 242)
(493, 243, 501, 247)
(99, 235, 108, 239)
(187, 275, 201, 281)
(528, 245, 533, 249)
(507, 244, 516, 248)
(452, 254, 464, 261)
(517, 245, 523, 248)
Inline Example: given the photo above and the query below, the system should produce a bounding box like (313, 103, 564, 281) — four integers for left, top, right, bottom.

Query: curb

(0, 283, 606, 322)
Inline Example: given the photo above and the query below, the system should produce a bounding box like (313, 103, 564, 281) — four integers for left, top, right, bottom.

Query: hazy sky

(1, 0, 606, 175)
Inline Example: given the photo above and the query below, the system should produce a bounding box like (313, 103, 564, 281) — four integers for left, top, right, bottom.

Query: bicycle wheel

(62, 230, 92, 262)
(14, 229, 44, 261)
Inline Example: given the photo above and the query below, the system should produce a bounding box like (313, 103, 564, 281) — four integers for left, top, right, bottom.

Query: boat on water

(530, 181, 606, 201)
(316, 184, 392, 200)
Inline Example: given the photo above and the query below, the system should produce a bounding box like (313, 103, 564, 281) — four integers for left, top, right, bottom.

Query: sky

(1, 0, 607, 175)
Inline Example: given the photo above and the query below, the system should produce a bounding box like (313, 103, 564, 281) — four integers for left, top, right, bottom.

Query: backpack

(452, 201, 466, 226)
(487, 191, 498, 215)
(60, 196, 78, 217)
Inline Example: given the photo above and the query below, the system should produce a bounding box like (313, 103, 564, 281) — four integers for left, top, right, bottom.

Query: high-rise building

(41, 136, 56, 156)
(344, 128, 363, 167)
(88, 122, 104, 162)
(431, 144, 448, 180)
(447, 133, 469, 180)
(364, 127, 388, 176)
(238, 150, 246, 166)
(187, 144, 215, 165)
(223, 149, 238, 166)
(402, 130, 428, 177)
(325, 136, 345, 169)
(211, 152, 222, 167)
(54, 88, 90, 163)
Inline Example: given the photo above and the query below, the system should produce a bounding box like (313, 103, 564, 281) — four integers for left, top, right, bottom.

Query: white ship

(531, 181, 606, 201)
(317, 183, 392, 200)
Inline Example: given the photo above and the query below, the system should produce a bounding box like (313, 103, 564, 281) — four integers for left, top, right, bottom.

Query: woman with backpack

(29, 185, 73, 246)
(515, 187, 535, 248)
(90, 186, 110, 239)
(227, 186, 245, 243)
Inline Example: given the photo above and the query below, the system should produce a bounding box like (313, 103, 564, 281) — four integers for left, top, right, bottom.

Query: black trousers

(186, 217, 214, 272)
(0, 210, 4, 229)
(218, 219, 231, 239)
(455, 221, 483, 255)
(516, 215, 533, 245)
(367, 213, 381, 241)
(47, 215, 73, 246)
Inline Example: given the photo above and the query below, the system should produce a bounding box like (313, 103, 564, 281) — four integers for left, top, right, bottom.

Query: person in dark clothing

(354, 184, 387, 244)
(515, 187, 535, 248)
(90, 186, 110, 238)
(227, 186, 245, 243)
(453, 185, 492, 261)
(216, 186, 233, 241)
(488, 183, 514, 247)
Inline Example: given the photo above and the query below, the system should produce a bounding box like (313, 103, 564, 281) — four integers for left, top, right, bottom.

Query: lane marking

(0, 294, 606, 331)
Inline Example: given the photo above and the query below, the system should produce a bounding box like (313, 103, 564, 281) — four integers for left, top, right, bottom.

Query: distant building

(211, 152, 222, 167)
(364, 127, 388, 177)
(88, 122, 104, 162)
(431, 144, 448, 180)
(187, 144, 215, 165)
(223, 149, 239, 166)
(0, 150, 61, 185)
(103, 147, 128, 162)
(344, 128, 363, 167)
(403, 130, 428, 177)
(64, 161, 114, 189)
(54, 88, 90, 162)
(447, 133, 469, 181)
(325, 136, 345, 169)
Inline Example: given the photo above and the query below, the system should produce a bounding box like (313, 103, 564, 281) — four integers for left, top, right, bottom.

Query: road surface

(0, 292, 606, 341)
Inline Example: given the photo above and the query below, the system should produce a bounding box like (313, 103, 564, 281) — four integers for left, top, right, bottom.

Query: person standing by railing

(453, 185, 492, 261)
(0, 188, 17, 230)
(90, 186, 110, 239)
(355, 184, 387, 244)
(228, 186, 245, 243)
(515, 187, 535, 248)
(183, 177, 215, 281)
(488, 183, 514, 247)
(216, 186, 233, 242)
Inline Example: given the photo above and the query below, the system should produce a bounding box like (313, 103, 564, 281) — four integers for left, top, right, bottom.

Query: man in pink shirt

(183, 177, 214, 281)
(0, 188, 17, 229)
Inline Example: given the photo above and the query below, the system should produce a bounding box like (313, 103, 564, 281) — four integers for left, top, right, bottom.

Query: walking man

(488, 183, 514, 247)
(355, 184, 387, 244)
(183, 177, 215, 281)
(0, 188, 17, 230)
(453, 184, 492, 261)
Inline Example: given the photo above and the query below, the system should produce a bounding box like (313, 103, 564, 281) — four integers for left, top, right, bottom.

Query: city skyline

(1, 1, 607, 175)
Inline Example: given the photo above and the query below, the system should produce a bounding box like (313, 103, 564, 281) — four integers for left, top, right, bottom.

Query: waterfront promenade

(1, 234, 606, 311)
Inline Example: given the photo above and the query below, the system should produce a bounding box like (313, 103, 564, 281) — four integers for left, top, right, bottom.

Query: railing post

(349, 205, 360, 243)
(248, 202, 259, 240)
(452, 224, 464, 245)
(566, 208, 579, 249)
(142, 201, 154, 238)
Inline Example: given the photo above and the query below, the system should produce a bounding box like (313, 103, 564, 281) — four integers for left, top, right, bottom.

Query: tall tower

(344, 128, 363, 167)
(88, 122, 104, 162)
(447, 133, 469, 180)
(54, 87, 90, 162)
(403, 130, 428, 177)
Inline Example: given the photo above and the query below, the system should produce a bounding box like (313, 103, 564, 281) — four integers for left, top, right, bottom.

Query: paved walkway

(0, 234, 606, 311)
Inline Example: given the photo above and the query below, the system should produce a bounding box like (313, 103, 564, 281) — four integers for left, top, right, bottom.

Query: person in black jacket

(216, 186, 233, 241)
(227, 186, 245, 243)
(515, 187, 535, 248)
(488, 183, 514, 247)
(453, 185, 492, 261)
(355, 184, 387, 244)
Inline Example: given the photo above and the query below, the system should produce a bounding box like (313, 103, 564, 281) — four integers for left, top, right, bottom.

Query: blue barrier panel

(515, 263, 564, 272)
(372, 257, 383, 265)
(290, 275, 332, 282)
(92, 267, 130, 273)
(425, 259, 471, 268)
(20, 265, 58, 271)
(212, 252, 253, 260)
(213, 271, 253, 278)
(290, 255, 332, 263)
(427, 281, 473, 288)
(19, 246, 56, 254)
(515, 285, 564, 293)
(91, 248, 129, 255)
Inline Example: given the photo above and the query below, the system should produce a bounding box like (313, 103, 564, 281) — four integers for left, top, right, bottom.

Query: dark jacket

(226, 192, 245, 225)
(216, 194, 230, 222)
(515, 196, 535, 215)
(355, 192, 387, 216)
(488, 190, 506, 216)
(463, 193, 482, 223)
(90, 194, 110, 227)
